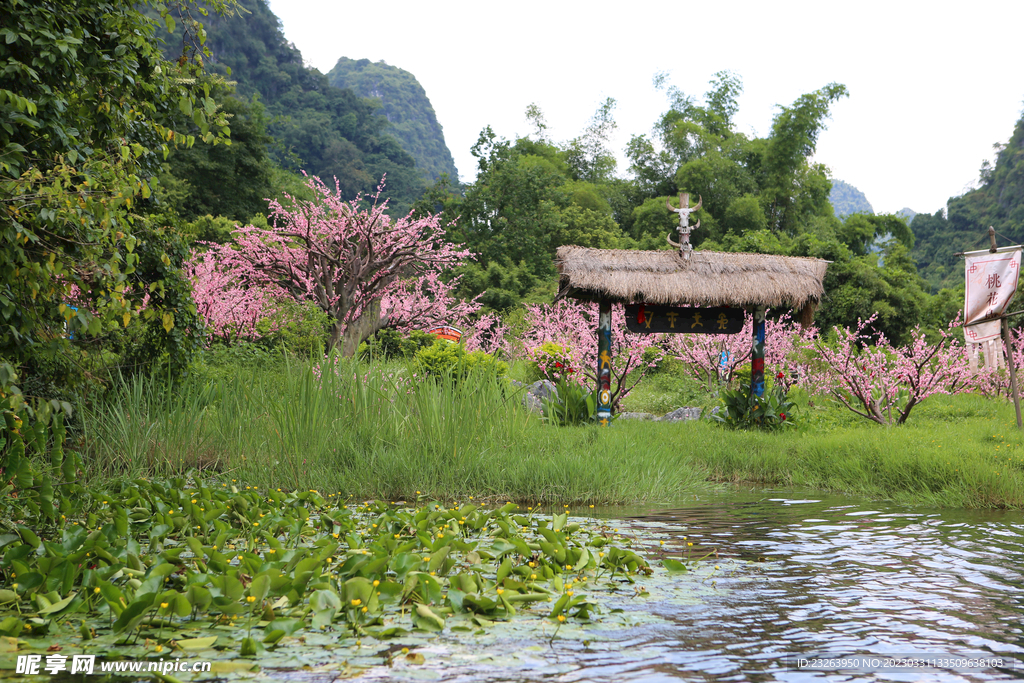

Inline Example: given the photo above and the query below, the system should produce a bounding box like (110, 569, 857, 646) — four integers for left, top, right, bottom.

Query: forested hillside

(155, 0, 427, 214)
(412, 73, 946, 345)
(912, 112, 1024, 291)
(829, 179, 873, 217)
(327, 58, 459, 182)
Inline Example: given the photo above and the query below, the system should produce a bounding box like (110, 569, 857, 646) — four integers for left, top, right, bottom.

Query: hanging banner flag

(963, 246, 1022, 343)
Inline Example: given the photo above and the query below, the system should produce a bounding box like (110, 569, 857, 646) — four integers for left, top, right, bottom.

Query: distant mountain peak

(830, 179, 873, 218)
(327, 57, 459, 182)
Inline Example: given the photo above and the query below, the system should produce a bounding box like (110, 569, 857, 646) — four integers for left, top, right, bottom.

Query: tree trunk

(340, 299, 387, 358)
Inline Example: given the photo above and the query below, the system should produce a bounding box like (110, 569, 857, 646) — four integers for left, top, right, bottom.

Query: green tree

(160, 86, 275, 222)
(760, 83, 849, 233)
(178, 0, 427, 215)
(0, 0, 235, 396)
(564, 98, 618, 184)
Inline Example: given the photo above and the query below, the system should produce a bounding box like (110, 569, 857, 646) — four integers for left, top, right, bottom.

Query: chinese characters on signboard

(624, 304, 744, 335)
(964, 247, 1022, 343)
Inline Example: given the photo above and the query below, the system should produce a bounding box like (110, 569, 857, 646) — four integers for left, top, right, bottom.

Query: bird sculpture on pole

(666, 192, 702, 259)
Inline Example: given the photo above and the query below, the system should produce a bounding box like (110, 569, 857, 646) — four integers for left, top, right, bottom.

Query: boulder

(618, 412, 657, 421)
(521, 380, 558, 414)
(659, 407, 704, 422)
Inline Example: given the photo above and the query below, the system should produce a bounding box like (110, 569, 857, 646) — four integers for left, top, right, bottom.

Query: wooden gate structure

(554, 245, 830, 425)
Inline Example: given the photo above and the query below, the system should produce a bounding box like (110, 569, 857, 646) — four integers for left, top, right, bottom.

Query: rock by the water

(659, 407, 704, 422)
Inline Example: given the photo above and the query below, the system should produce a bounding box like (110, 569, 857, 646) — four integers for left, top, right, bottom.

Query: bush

(529, 341, 578, 384)
(642, 345, 685, 375)
(257, 298, 331, 356)
(360, 329, 436, 361)
(541, 377, 597, 427)
(714, 381, 795, 431)
(463, 349, 508, 378)
(413, 341, 507, 381)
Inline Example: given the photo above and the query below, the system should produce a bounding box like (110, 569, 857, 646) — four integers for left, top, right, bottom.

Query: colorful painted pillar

(750, 307, 766, 397)
(596, 300, 613, 426)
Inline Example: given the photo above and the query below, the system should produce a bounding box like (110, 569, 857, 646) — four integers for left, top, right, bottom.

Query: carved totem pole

(666, 192, 702, 259)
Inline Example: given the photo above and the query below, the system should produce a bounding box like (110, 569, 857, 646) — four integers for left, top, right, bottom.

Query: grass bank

(76, 352, 1024, 509)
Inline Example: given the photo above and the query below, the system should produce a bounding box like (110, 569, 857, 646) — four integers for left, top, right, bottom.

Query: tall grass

(77, 354, 1024, 508)
(79, 354, 708, 504)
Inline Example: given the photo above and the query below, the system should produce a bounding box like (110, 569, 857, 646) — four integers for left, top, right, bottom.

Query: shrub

(360, 328, 436, 361)
(257, 298, 331, 356)
(462, 349, 508, 379)
(413, 341, 507, 381)
(529, 341, 578, 384)
(714, 381, 795, 431)
(542, 377, 597, 426)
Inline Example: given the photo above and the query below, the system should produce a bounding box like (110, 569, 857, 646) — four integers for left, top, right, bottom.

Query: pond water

(343, 488, 1024, 683)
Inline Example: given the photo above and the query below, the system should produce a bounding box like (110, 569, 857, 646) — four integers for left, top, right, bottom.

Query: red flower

(776, 371, 785, 379)
(554, 362, 563, 368)
(780, 413, 786, 420)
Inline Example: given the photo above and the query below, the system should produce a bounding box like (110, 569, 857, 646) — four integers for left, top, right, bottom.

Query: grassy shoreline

(75, 355, 1024, 509)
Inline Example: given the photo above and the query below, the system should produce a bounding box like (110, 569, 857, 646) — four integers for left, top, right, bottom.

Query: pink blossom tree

(971, 327, 1024, 399)
(463, 313, 511, 356)
(664, 311, 814, 390)
(185, 249, 278, 343)
(520, 300, 662, 410)
(805, 315, 975, 425)
(193, 176, 478, 355)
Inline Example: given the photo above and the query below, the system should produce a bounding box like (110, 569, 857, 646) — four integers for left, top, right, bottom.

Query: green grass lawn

(76, 350, 1024, 509)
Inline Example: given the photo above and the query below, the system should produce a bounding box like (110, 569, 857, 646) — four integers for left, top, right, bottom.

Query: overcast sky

(269, 0, 1023, 217)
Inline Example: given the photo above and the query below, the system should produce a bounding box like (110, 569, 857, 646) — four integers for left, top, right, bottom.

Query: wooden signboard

(624, 304, 744, 334)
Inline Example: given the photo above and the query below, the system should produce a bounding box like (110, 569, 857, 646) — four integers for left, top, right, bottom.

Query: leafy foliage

(170, 0, 427, 215)
(541, 378, 597, 427)
(912, 112, 1024, 291)
(360, 328, 436, 361)
(159, 85, 276, 222)
(0, 0, 236, 413)
(714, 381, 796, 431)
(413, 341, 507, 381)
(530, 342, 577, 384)
(0, 460, 664, 665)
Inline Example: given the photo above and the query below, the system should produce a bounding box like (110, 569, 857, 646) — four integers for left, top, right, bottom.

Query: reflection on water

(585, 489, 1024, 682)
(293, 490, 1024, 682)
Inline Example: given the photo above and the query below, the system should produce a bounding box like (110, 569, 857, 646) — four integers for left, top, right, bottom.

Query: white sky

(269, 0, 1024, 216)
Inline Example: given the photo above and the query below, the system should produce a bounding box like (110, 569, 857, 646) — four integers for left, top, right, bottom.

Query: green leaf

(249, 573, 271, 602)
(177, 636, 218, 651)
(37, 591, 76, 615)
(413, 603, 445, 632)
(113, 594, 155, 633)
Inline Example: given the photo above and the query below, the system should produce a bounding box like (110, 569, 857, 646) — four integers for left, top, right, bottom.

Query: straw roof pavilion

(555, 246, 829, 324)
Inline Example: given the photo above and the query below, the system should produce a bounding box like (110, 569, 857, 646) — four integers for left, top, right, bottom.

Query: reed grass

(76, 353, 1024, 509)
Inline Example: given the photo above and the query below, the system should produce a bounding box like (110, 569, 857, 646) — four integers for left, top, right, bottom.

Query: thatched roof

(555, 246, 829, 316)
